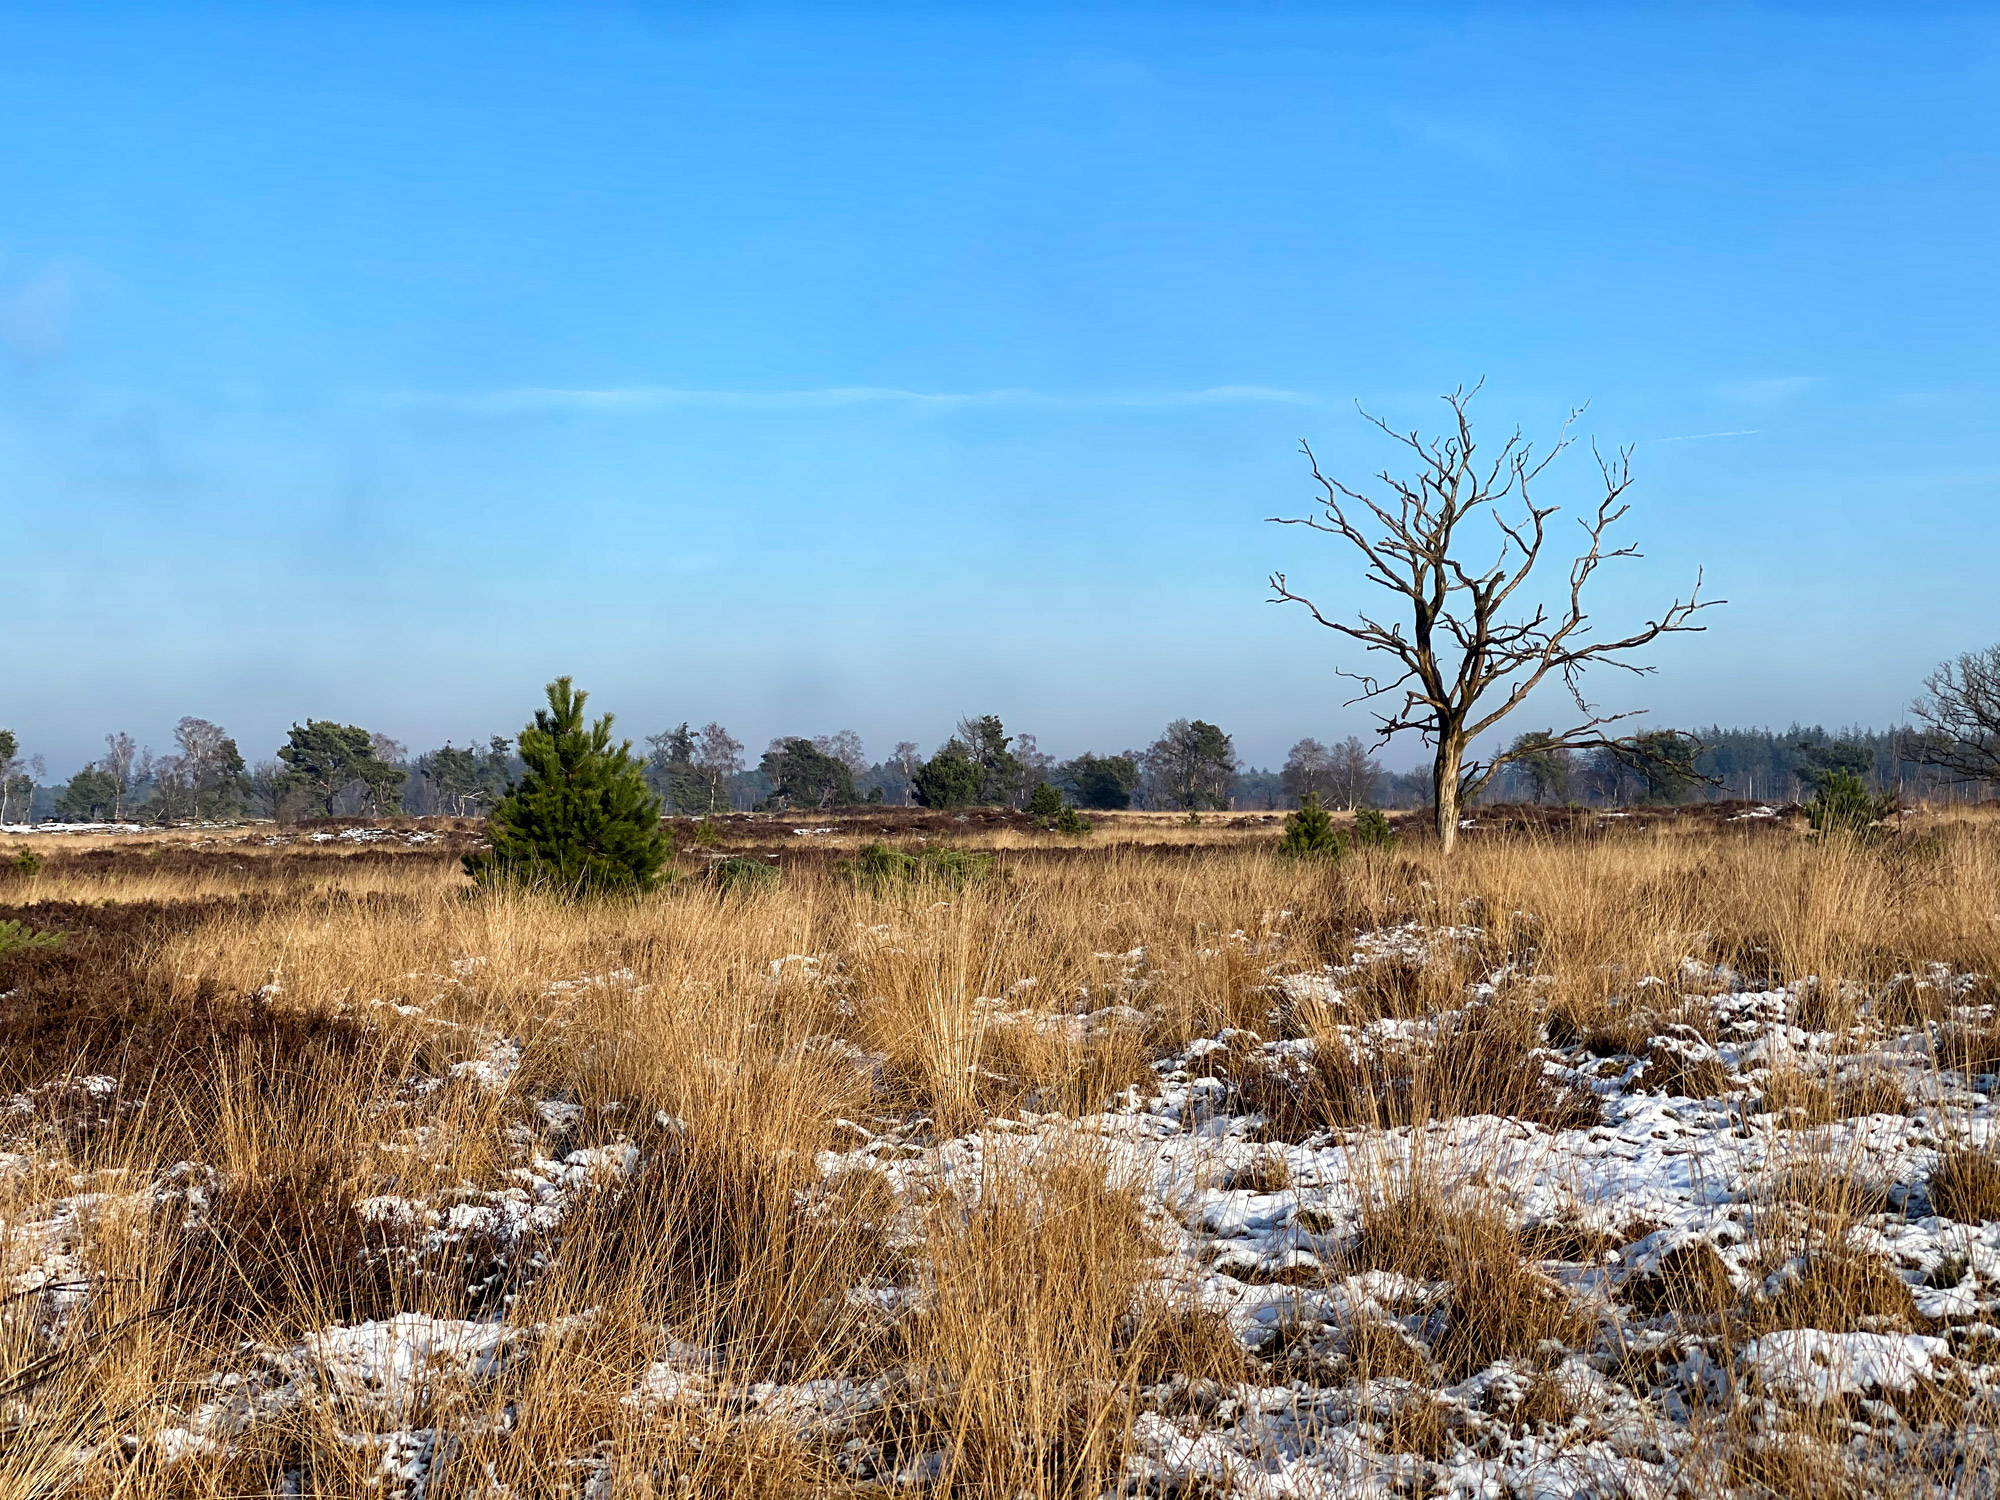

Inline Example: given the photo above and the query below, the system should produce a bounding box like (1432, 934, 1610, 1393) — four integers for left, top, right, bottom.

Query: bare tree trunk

(1433, 729, 1466, 854)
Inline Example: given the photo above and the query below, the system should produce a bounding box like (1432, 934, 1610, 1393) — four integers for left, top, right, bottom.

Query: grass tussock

(1928, 1144, 2000, 1223)
(1343, 1184, 1595, 1380)
(1243, 1000, 1600, 1139)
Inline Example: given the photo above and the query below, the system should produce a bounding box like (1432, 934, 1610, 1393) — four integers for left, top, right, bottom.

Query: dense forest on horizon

(2, 711, 1988, 825)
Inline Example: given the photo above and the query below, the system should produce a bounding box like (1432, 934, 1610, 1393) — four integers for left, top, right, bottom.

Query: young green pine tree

(465, 677, 670, 894)
(1277, 792, 1347, 860)
(1026, 780, 1064, 825)
(1805, 768, 1896, 835)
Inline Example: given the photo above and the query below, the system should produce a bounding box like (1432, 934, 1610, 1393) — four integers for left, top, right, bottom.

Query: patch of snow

(1741, 1329, 1951, 1403)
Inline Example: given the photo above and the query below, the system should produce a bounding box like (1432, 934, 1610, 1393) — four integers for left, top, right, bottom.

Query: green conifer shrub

(0, 919, 61, 958)
(464, 678, 670, 895)
(844, 841, 995, 890)
(1352, 807, 1397, 849)
(1278, 793, 1347, 861)
(1805, 769, 1896, 835)
(911, 748, 983, 810)
(1054, 806, 1093, 836)
(10, 850, 41, 877)
(708, 856, 777, 893)
(1026, 781, 1064, 823)
(691, 818, 723, 849)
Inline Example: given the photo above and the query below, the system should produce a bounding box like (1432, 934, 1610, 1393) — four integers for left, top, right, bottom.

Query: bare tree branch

(1266, 385, 1722, 851)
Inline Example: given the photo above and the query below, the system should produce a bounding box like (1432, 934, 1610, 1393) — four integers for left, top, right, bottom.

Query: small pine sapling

(465, 677, 671, 895)
(0, 919, 61, 958)
(1278, 793, 1347, 861)
(1026, 781, 1064, 825)
(692, 817, 723, 849)
(1805, 769, 1896, 835)
(1055, 806, 1093, 836)
(9, 850, 41, 877)
(1352, 808, 1397, 849)
(708, 856, 777, 893)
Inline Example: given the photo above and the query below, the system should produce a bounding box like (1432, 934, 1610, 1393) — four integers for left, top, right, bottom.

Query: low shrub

(844, 842, 995, 890)
(1805, 769, 1896, 835)
(0, 919, 61, 959)
(1276, 794, 1345, 861)
(9, 850, 41, 878)
(1352, 807, 1397, 849)
(708, 856, 778, 894)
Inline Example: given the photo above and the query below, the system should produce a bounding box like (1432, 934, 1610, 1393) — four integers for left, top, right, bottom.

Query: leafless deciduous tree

(1325, 735, 1381, 811)
(1280, 738, 1334, 802)
(813, 730, 870, 778)
(100, 732, 140, 820)
(693, 722, 745, 812)
(1905, 645, 2000, 784)
(1269, 385, 1717, 852)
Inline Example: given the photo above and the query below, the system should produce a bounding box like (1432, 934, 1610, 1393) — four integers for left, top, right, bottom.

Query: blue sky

(3, 2, 1995, 776)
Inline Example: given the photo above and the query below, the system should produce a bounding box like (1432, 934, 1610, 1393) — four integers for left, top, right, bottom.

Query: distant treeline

(0, 711, 1987, 826)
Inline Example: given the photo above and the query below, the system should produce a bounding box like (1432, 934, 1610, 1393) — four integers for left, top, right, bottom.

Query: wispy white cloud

(389, 383, 1326, 415)
(1645, 429, 1761, 444)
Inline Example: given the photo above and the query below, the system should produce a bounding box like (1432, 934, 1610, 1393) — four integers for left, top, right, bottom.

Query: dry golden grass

(0, 803, 1995, 1495)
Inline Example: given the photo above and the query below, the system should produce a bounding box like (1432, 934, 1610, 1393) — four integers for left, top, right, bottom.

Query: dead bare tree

(1268, 385, 1718, 853)
(1904, 645, 2000, 785)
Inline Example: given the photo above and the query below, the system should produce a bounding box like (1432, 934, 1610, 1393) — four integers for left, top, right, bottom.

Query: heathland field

(2, 804, 1999, 1498)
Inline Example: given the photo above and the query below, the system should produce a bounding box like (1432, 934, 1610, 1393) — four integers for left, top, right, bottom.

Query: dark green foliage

(1624, 730, 1704, 804)
(465, 678, 670, 895)
(0, 730, 13, 767)
(759, 738, 857, 810)
(10, 850, 41, 877)
(844, 841, 995, 890)
(275, 721, 408, 817)
(1277, 793, 1346, 860)
(1145, 719, 1238, 810)
(1353, 807, 1397, 848)
(1061, 753, 1140, 810)
(912, 747, 983, 810)
(146, 717, 251, 822)
(54, 767, 121, 822)
(1054, 806, 1093, 836)
(955, 715, 1026, 805)
(691, 817, 722, 849)
(0, 920, 62, 958)
(1795, 739, 1875, 793)
(1507, 730, 1570, 804)
(1026, 781, 1064, 822)
(708, 856, 778, 893)
(1806, 769, 1897, 834)
(416, 737, 515, 816)
(646, 723, 713, 815)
